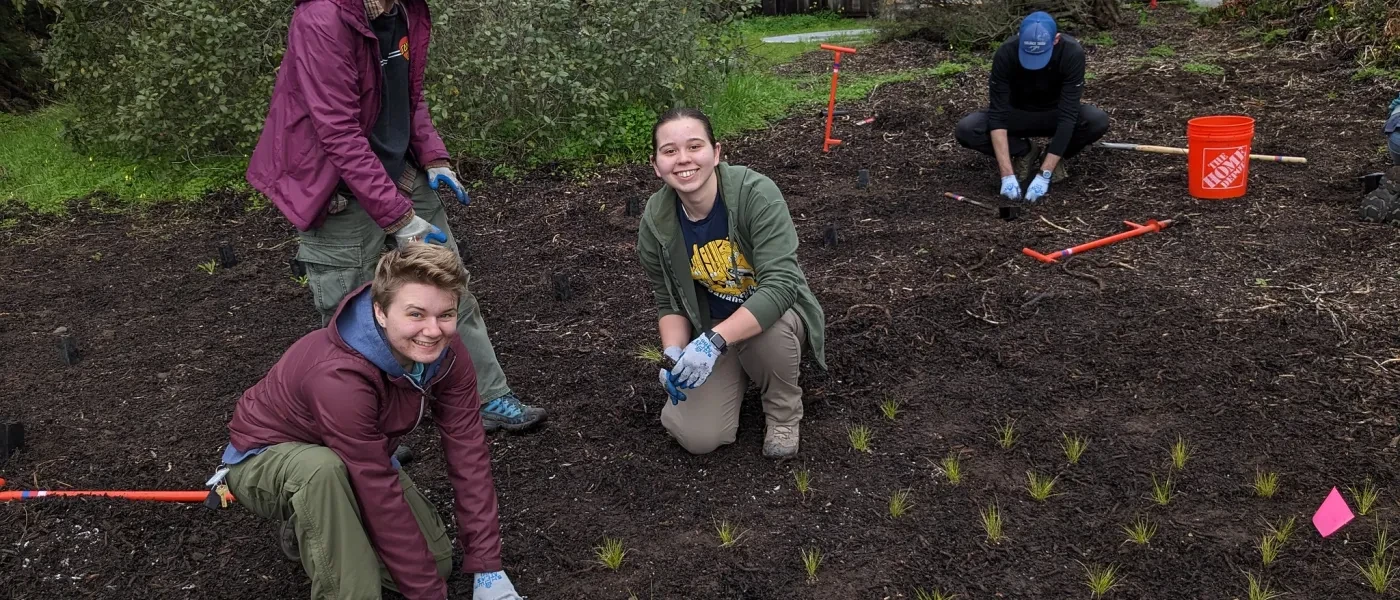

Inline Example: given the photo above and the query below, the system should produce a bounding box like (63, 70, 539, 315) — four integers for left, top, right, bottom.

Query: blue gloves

(659, 346, 686, 404)
(999, 174, 1022, 202)
(671, 335, 720, 389)
(392, 215, 448, 247)
(1025, 172, 1052, 203)
(428, 166, 470, 206)
(473, 571, 521, 600)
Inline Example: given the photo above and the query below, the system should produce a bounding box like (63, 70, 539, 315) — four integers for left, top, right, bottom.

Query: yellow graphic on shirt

(689, 239, 757, 304)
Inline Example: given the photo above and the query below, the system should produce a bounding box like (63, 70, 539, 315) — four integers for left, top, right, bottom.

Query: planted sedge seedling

(1169, 436, 1190, 470)
(940, 452, 962, 486)
(595, 537, 627, 570)
(1149, 473, 1175, 506)
(1245, 572, 1282, 600)
(1253, 470, 1279, 499)
(1349, 480, 1380, 516)
(1062, 433, 1088, 465)
(197, 259, 218, 275)
(1258, 532, 1280, 566)
(914, 589, 957, 600)
(1081, 562, 1121, 597)
(995, 417, 1018, 450)
(1122, 517, 1156, 545)
(635, 345, 664, 363)
(1358, 523, 1397, 593)
(794, 469, 811, 496)
(1266, 516, 1297, 546)
(800, 547, 822, 582)
(879, 396, 901, 421)
(1026, 471, 1058, 502)
(714, 519, 745, 548)
(848, 425, 873, 453)
(980, 503, 1005, 544)
(888, 488, 913, 519)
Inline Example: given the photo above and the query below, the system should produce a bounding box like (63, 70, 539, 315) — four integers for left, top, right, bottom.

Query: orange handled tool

(0, 489, 231, 503)
(820, 44, 857, 153)
(1022, 219, 1178, 264)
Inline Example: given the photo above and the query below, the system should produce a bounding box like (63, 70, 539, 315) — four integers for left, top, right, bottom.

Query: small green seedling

(994, 417, 1018, 450)
(1253, 470, 1279, 499)
(197, 259, 218, 275)
(879, 396, 901, 421)
(940, 452, 962, 485)
(1359, 524, 1397, 593)
(1266, 516, 1297, 546)
(1062, 433, 1089, 465)
(914, 589, 957, 600)
(1149, 473, 1175, 506)
(714, 519, 745, 548)
(794, 469, 811, 496)
(1182, 62, 1225, 76)
(1122, 517, 1157, 545)
(291, 274, 309, 287)
(1258, 532, 1280, 566)
(1169, 436, 1190, 470)
(1245, 572, 1282, 600)
(595, 537, 627, 570)
(635, 346, 664, 363)
(1148, 44, 1175, 58)
(888, 489, 913, 519)
(800, 547, 822, 582)
(1026, 471, 1058, 502)
(1081, 562, 1121, 597)
(848, 425, 873, 453)
(980, 503, 1005, 544)
(1350, 480, 1380, 516)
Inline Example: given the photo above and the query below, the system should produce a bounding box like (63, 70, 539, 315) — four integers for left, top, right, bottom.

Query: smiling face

(373, 282, 459, 367)
(652, 117, 722, 201)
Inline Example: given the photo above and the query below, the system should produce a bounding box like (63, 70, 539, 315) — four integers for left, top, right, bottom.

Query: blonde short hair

(371, 244, 468, 309)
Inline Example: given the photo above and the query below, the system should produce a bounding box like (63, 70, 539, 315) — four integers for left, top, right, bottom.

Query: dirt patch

(4, 6, 1400, 599)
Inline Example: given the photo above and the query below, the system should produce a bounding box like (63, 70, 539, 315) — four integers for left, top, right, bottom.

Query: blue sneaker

(480, 393, 547, 433)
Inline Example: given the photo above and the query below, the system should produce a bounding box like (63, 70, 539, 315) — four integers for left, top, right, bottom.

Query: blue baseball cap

(1018, 12, 1057, 71)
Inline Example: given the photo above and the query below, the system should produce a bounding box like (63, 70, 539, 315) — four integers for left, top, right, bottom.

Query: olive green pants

(295, 167, 510, 401)
(226, 442, 453, 600)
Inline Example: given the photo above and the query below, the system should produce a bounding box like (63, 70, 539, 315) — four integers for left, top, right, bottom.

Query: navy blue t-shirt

(368, 4, 412, 182)
(678, 192, 757, 321)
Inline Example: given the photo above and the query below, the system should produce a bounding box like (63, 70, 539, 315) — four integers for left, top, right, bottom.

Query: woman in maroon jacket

(213, 244, 521, 600)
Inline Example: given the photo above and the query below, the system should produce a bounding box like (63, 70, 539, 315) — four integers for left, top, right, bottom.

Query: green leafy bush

(42, 0, 754, 164)
(1204, 0, 1400, 67)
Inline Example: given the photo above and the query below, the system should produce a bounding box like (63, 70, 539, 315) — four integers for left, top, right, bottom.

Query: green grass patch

(1182, 62, 1225, 76)
(1083, 32, 1116, 47)
(1, 107, 245, 213)
(733, 11, 848, 39)
(1148, 44, 1176, 58)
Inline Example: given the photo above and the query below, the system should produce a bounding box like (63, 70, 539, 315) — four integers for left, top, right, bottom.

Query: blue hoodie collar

(336, 286, 444, 385)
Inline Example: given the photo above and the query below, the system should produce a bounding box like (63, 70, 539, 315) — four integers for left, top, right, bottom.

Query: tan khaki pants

(660, 310, 806, 454)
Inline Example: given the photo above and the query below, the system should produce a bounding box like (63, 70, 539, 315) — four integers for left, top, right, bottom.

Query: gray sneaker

(763, 423, 800, 459)
(480, 393, 548, 433)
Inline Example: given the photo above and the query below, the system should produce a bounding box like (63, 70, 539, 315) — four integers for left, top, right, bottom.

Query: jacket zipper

(403, 354, 455, 436)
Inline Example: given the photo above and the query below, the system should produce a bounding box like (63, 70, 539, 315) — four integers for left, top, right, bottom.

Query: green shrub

(42, 0, 755, 164)
(1205, 0, 1400, 68)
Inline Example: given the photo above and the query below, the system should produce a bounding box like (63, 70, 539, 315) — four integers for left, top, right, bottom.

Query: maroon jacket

(245, 0, 450, 232)
(227, 284, 500, 599)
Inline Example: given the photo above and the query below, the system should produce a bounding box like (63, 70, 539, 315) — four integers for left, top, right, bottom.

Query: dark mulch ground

(4, 6, 1400, 599)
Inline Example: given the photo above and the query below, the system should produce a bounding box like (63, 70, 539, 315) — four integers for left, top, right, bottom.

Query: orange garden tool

(1099, 142, 1307, 164)
(1022, 218, 1179, 263)
(820, 44, 857, 153)
(1, 488, 235, 505)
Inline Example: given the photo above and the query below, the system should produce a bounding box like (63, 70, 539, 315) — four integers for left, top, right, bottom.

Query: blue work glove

(428, 166, 470, 206)
(999, 174, 1022, 202)
(392, 215, 448, 247)
(1024, 171, 1052, 203)
(473, 571, 522, 600)
(671, 335, 720, 389)
(658, 346, 686, 404)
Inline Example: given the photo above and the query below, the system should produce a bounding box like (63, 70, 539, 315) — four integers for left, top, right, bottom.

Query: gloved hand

(428, 166, 470, 206)
(473, 571, 522, 600)
(1025, 172, 1052, 203)
(658, 346, 686, 404)
(392, 215, 448, 247)
(671, 335, 720, 389)
(999, 174, 1022, 202)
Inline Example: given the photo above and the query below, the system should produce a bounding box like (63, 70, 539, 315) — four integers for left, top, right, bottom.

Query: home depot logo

(1201, 146, 1249, 189)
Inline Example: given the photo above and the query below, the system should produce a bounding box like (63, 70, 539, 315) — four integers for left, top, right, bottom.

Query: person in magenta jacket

(216, 244, 522, 600)
(245, 0, 545, 434)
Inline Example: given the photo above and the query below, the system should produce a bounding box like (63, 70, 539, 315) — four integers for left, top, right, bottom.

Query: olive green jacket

(636, 163, 825, 368)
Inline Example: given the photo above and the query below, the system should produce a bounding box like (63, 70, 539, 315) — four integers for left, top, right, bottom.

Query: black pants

(954, 105, 1110, 160)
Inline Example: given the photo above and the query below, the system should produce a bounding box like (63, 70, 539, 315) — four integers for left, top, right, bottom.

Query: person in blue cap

(954, 11, 1110, 203)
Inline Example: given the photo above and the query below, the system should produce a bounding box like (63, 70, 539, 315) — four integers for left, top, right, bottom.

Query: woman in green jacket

(637, 108, 826, 459)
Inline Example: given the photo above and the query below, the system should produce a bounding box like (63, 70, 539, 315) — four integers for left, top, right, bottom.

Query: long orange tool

(0, 489, 228, 502)
(1022, 219, 1178, 264)
(820, 44, 857, 153)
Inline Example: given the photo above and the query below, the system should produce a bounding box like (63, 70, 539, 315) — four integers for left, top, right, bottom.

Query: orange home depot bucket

(1187, 115, 1255, 199)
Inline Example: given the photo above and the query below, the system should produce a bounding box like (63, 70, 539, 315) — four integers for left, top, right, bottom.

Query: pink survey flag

(1312, 487, 1355, 538)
